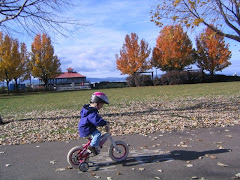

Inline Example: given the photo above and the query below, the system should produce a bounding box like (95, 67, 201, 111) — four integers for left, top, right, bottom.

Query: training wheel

(79, 162, 89, 172)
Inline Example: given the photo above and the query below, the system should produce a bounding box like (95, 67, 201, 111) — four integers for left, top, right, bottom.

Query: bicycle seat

(83, 136, 92, 140)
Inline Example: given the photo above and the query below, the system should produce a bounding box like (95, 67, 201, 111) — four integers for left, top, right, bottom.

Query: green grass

(0, 82, 239, 118)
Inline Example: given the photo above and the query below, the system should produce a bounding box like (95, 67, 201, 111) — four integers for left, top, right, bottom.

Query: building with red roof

(48, 68, 87, 87)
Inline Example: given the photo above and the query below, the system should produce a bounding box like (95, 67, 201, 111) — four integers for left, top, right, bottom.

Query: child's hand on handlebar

(105, 122, 110, 132)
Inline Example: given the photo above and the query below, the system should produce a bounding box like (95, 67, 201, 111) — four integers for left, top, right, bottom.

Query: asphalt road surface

(1, 125, 240, 180)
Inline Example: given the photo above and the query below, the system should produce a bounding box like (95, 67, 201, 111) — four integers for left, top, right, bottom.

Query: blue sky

(23, 0, 240, 78)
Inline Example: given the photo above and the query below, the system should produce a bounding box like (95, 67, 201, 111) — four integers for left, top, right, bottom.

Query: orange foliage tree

(116, 33, 151, 75)
(0, 32, 28, 93)
(150, 0, 240, 43)
(31, 33, 61, 88)
(151, 25, 193, 71)
(0, 33, 12, 93)
(11, 40, 29, 91)
(196, 26, 232, 77)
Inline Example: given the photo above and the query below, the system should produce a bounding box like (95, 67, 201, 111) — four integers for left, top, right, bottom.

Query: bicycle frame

(76, 131, 122, 164)
(80, 132, 121, 161)
(77, 139, 91, 163)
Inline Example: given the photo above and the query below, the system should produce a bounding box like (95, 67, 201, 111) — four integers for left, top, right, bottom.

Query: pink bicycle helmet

(90, 92, 109, 104)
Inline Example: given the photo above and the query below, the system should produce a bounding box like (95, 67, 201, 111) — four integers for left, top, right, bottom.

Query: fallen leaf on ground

(139, 167, 145, 171)
(217, 145, 224, 149)
(50, 160, 57, 164)
(91, 172, 96, 176)
(116, 172, 122, 175)
(55, 168, 65, 171)
(232, 173, 240, 179)
(209, 155, 217, 159)
(217, 162, 228, 167)
(1, 96, 239, 145)
(213, 142, 224, 144)
(186, 164, 193, 167)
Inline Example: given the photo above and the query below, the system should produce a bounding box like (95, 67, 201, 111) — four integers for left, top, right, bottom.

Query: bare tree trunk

(14, 78, 19, 92)
(6, 80, 10, 94)
(0, 115, 4, 124)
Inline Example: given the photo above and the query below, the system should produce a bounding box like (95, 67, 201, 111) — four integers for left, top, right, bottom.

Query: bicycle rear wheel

(67, 146, 89, 168)
(109, 141, 129, 162)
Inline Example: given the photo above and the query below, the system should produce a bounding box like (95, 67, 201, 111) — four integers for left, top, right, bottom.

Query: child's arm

(88, 112, 107, 127)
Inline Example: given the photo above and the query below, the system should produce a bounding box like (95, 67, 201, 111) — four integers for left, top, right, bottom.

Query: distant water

(87, 77, 126, 83)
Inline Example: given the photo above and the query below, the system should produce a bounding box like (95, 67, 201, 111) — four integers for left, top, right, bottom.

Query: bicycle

(67, 126, 129, 172)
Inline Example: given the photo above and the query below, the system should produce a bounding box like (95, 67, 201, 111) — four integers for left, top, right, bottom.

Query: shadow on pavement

(89, 149, 231, 171)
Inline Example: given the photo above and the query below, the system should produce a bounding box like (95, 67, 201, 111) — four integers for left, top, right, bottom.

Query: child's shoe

(88, 145, 100, 156)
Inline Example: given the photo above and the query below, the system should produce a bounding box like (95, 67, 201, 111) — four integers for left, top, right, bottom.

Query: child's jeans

(90, 129, 101, 147)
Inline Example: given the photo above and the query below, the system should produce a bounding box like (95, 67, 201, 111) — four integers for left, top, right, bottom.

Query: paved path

(1, 125, 240, 180)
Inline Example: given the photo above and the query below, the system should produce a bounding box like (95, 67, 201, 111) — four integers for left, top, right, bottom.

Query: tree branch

(0, 0, 29, 24)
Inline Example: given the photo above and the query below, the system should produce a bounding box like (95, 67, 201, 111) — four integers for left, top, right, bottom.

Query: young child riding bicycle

(78, 92, 109, 156)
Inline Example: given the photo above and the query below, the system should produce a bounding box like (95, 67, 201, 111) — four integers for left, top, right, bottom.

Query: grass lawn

(0, 81, 239, 120)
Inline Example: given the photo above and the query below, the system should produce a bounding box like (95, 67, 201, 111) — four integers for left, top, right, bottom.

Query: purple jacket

(78, 104, 107, 137)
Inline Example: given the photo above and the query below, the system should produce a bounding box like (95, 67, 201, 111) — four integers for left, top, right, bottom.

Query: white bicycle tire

(67, 146, 89, 168)
(109, 141, 129, 162)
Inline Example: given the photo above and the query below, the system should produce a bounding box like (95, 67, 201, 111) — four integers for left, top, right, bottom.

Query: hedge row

(126, 71, 240, 87)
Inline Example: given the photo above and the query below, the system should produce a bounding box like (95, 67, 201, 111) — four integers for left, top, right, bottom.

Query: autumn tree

(12, 41, 29, 92)
(31, 33, 61, 89)
(0, 33, 28, 93)
(0, 32, 12, 93)
(116, 33, 151, 75)
(151, 0, 240, 43)
(196, 26, 232, 77)
(0, 0, 84, 37)
(151, 25, 193, 72)
(0, 33, 4, 83)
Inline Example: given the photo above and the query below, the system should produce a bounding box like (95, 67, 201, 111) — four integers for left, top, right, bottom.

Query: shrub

(203, 74, 240, 83)
(135, 75, 153, 86)
(126, 74, 153, 87)
(93, 81, 126, 89)
(153, 77, 162, 86)
(161, 71, 203, 85)
(126, 75, 137, 87)
(187, 71, 203, 84)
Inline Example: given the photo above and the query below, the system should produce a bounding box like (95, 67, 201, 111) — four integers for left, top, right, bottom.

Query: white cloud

(53, 0, 160, 78)
(53, 0, 239, 78)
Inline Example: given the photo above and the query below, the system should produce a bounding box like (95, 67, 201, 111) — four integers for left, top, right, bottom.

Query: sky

(54, 0, 160, 78)
(16, 0, 240, 78)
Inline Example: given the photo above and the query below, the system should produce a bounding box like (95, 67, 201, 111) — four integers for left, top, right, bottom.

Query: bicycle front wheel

(109, 141, 129, 162)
